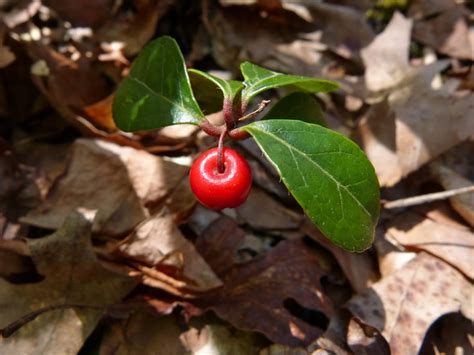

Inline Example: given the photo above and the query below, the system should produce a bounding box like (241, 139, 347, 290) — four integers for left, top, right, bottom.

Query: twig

(383, 185, 474, 209)
(238, 100, 271, 122)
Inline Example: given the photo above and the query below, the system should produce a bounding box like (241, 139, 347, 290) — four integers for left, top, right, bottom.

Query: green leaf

(242, 120, 380, 252)
(241, 62, 338, 103)
(113, 36, 204, 132)
(262, 92, 326, 126)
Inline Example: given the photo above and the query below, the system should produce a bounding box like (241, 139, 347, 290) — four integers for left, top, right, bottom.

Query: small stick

(238, 100, 271, 122)
(383, 185, 474, 209)
(216, 129, 227, 174)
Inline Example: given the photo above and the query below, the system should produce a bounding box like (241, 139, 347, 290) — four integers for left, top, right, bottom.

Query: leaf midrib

(251, 127, 372, 218)
(129, 76, 202, 119)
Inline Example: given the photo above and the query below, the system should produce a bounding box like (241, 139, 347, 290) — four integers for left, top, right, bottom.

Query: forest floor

(0, 0, 473, 354)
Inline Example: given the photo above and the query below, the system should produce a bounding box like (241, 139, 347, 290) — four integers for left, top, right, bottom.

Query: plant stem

(217, 129, 227, 174)
(200, 119, 225, 137)
(223, 98, 235, 130)
(383, 185, 474, 209)
(238, 100, 271, 122)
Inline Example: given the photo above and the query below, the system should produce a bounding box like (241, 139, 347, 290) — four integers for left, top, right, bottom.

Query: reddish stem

(217, 129, 227, 174)
(228, 128, 250, 140)
(200, 119, 225, 137)
(223, 98, 234, 130)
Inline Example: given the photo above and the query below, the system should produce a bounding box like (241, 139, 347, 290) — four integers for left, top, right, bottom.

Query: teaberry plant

(112, 36, 380, 252)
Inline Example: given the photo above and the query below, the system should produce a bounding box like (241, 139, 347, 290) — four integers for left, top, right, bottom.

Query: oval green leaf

(242, 120, 380, 252)
(189, 69, 243, 114)
(113, 36, 204, 132)
(241, 62, 338, 103)
(262, 92, 326, 126)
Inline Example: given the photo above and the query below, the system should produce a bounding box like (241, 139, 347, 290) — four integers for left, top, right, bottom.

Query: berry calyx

(189, 147, 252, 210)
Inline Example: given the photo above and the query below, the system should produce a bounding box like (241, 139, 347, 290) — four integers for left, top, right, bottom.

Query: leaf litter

(1, 0, 473, 353)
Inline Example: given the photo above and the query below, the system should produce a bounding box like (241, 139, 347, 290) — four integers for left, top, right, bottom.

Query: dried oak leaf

(386, 210, 474, 279)
(21, 139, 188, 236)
(117, 210, 222, 294)
(347, 252, 473, 355)
(0, 209, 137, 355)
(410, 2, 473, 60)
(197, 239, 333, 347)
(358, 12, 474, 186)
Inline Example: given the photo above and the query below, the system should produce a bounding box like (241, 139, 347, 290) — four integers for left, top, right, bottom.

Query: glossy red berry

(189, 147, 252, 210)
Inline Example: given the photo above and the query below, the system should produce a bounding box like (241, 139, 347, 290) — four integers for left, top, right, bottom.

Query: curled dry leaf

(21, 139, 188, 236)
(347, 252, 473, 355)
(0, 210, 137, 355)
(386, 210, 474, 279)
(117, 210, 222, 294)
(197, 239, 333, 347)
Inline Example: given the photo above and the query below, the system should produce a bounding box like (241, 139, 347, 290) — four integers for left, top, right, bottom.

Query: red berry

(189, 147, 252, 210)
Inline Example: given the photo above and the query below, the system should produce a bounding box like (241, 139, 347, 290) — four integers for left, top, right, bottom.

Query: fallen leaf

(386, 210, 474, 279)
(390, 67, 474, 178)
(430, 159, 474, 226)
(361, 12, 413, 93)
(346, 317, 390, 355)
(259, 343, 308, 354)
(419, 313, 473, 355)
(43, 0, 114, 28)
(21, 139, 188, 236)
(99, 313, 188, 355)
(0, 209, 137, 355)
(198, 239, 333, 347)
(374, 231, 416, 277)
(83, 93, 117, 131)
(236, 187, 302, 230)
(116, 210, 222, 294)
(355, 99, 402, 187)
(347, 252, 473, 355)
(195, 216, 245, 277)
(358, 12, 474, 185)
(302, 219, 379, 294)
(411, 3, 473, 60)
(181, 322, 266, 354)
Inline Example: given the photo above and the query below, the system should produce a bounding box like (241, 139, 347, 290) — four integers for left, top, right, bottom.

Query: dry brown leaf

(0, 44, 15, 68)
(197, 239, 333, 347)
(386, 210, 474, 279)
(347, 252, 473, 355)
(259, 344, 308, 354)
(83, 93, 117, 131)
(411, 3, 473, 60)
(21, 139, 188, 236)
(117, 210, 222, 293)
(204, 1, 367, 79)
(430, 160, 474, 226)
(181, 323, 266, 354)
(99, 313, 188, 355)
(43, 0, 114, 28)
(390, 69, 474, 178)
(374, 231, 416, 277)
(302, 219, 379, 293)
(359, 12, 474, 185)
(361, 12, 413, 93)
(346, 317, 390, 355)
(0, 209, 137, 355)
(195, 216, 245, 277)
(236, 187, 302, 230)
